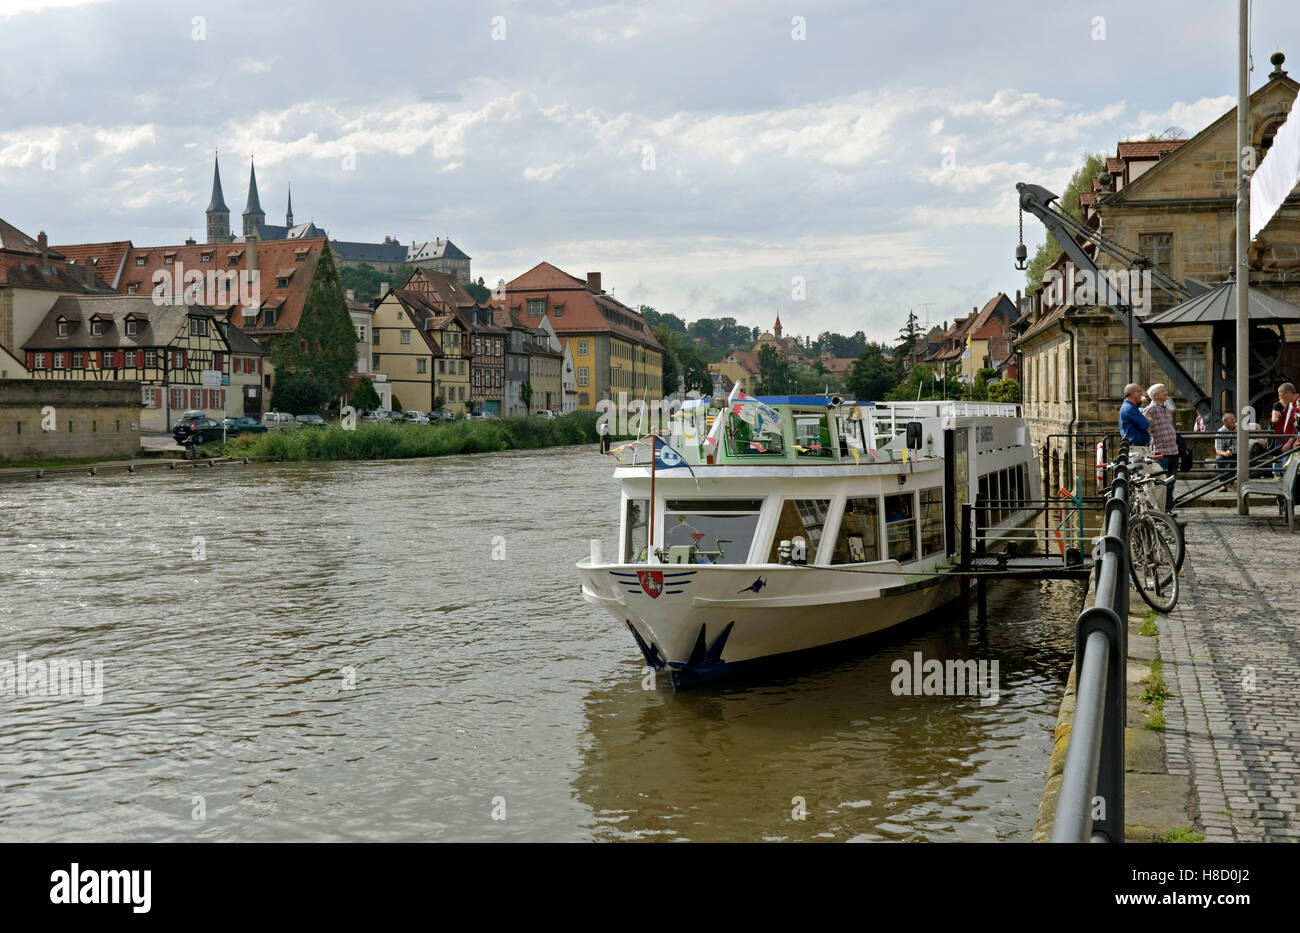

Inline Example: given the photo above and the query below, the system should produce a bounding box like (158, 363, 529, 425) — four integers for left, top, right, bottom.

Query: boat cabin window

(793, 413, 834, 459)
(884, 493, 917, 563)
(624, 498, 649, 562)
(767, 498, 832, 562)
(663, 498, 764, 564)
(919, 488, 944, 556)
(724, 413, 785, 457)
(837, 410, 868, 462)
(831, 496, 880, 564)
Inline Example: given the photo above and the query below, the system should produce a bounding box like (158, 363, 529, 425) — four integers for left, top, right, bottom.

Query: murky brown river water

(0, 445, 1081, 841)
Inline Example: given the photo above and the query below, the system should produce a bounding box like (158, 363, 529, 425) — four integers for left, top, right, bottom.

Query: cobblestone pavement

(1160, 510, 1300, 842)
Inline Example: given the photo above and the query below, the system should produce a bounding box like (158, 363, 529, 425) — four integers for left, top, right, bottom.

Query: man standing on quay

(1144, 383, 1179, 513)
(1119, 383, 1151, 453)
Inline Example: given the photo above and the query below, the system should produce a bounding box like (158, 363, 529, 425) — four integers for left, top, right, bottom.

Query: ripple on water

(0, 447, 1079, 841)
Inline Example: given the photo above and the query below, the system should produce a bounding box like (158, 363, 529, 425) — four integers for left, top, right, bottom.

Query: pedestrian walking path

(1160, 510, 1300, 841)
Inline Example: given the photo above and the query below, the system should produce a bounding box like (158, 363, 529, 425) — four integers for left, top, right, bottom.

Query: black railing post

(1052, 441, 1129, 843)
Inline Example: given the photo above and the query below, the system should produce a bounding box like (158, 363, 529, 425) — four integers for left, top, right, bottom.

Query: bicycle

(1125, 455, 1186, 573)
(1106, 454, 1182, 613)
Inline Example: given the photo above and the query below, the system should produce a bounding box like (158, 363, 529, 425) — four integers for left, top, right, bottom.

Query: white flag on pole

(1251, 88, 1300, 240)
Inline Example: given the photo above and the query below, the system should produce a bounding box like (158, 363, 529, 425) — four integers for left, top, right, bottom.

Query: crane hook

(1014, 205, 1028, 270)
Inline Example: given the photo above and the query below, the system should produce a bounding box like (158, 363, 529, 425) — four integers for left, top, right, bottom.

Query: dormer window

(127, 284, 138, 294)
(90, 319, 104, 336)
(228, 256, 239, 266)
(164, 255, 175, 265)
(189, 317, 208, 336)
(56, 320, 69, 337)
(276, 276, 288, 288)
(135, 257, 145, 266)
(125, 319, 138, 337)
(201, 252, 212, 263)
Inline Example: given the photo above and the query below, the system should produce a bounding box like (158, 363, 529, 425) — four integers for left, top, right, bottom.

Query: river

(0, 445, 1081, 841)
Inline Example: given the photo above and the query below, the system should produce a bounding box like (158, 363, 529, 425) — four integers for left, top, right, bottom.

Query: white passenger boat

(576, 390, 1040, 686)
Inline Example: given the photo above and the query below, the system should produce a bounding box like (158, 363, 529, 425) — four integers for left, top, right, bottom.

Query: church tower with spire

(242, 157, 266, 238)
(285, 182, 293, 229)
(205, 153, 231, 244)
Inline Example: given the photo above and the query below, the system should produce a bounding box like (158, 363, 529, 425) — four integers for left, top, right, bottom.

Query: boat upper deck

(607, 394, 1027, 470)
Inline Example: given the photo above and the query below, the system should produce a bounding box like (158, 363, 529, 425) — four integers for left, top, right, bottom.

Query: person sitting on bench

(1215, 412, 1237, 491)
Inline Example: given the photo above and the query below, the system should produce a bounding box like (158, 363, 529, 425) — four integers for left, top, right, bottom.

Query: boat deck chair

(1240, 450, 1300, 532)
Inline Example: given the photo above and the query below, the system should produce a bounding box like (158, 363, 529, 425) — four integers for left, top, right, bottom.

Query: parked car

(472, 411, 499, 420)
(402, 410, 431, 425)
(385, 410, 406, 423)
(431, 409, 454, 422)
(262, 411, 300, 430)
(234, 416, 267, 434)
(172, 415, 225, 446)
(534, 410, 557, 419)
(295, 414, 327, 427)
(360, 409, 385, 422)
(218, 418, 243, 436)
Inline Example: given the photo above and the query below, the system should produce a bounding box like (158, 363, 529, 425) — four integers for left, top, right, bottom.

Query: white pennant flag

(1251, 88, 1300, 240)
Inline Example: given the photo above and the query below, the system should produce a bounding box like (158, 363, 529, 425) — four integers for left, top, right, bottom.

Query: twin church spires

(204, 152, 293, 244)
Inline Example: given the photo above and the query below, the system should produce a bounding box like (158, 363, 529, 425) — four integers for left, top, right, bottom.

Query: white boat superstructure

(577, 394, 1039, 686)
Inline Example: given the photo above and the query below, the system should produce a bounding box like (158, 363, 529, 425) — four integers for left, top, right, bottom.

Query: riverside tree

(846, 343, 896, 400)
(267, 245, 357, 413)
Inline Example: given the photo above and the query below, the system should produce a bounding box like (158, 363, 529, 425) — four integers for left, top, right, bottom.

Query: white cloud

(1131, 95, 1234, 139)
(0, 0, 114, 19)
(238, 59, 272, 75)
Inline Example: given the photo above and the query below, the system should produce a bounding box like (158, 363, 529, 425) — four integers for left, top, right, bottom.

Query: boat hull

(578, 561, 963, 687)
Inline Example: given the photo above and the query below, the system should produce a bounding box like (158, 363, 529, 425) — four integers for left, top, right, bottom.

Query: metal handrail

(1051, 441, 1129, 843)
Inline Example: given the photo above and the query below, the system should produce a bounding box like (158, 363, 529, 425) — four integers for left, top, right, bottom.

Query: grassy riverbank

(223, 410, 601, 461)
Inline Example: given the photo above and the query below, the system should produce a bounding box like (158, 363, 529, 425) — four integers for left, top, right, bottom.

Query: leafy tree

(337, 261, 414, 303)
(268, 245, 357, 409)
(520, 381, 533, 409)
(640, 305, 687, 333)
(885, 364, 963, 402)
(896, 311, 921, 368)
(1024, 151, 1106, 292)
(465, 278, 492, 304)
(988, 378, 1021, 403)
(392, 395, 403, 412)
(271, 372, 332, 414)
(676, 338, 713, 396)
(431, 395, 443, 411)
(846, 344, 896, 400)
(757, 344, 792, 394)
(349, 378, 381, 411)
(654, 324, 681, 394)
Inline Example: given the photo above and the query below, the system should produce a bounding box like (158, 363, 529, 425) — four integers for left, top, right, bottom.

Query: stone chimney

(37, 231, 48, 269)
(587, 272, 602, 293)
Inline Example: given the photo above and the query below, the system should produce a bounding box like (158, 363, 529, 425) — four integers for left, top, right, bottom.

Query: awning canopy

(1144, 280, 1300, 326)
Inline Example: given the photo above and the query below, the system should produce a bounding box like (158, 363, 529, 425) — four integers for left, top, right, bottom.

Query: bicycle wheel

(1143, 509, 1185, 572)
(1129, 519, 1179, 613)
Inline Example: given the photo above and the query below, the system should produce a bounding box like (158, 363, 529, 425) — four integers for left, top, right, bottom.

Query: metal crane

(1016, 182, 1212, 418)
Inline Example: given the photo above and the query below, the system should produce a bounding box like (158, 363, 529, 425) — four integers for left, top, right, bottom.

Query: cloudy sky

(2, 0, 1297, 343)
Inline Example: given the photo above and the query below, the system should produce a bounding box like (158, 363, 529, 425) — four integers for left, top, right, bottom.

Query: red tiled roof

(49, 241, 133, 289)
(497, 261, 661, 350)
(1116, 140, 1186, 159)
(116, 237, 327, 337)
(1079, 191, 1098, 206)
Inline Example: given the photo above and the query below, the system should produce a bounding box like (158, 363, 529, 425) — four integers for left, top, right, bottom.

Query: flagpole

(1235, 0, 1250, 513)
(649, 432, 657, 563)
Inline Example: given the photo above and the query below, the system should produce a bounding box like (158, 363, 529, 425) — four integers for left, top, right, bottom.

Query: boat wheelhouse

(577, 394, 1039, 686)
